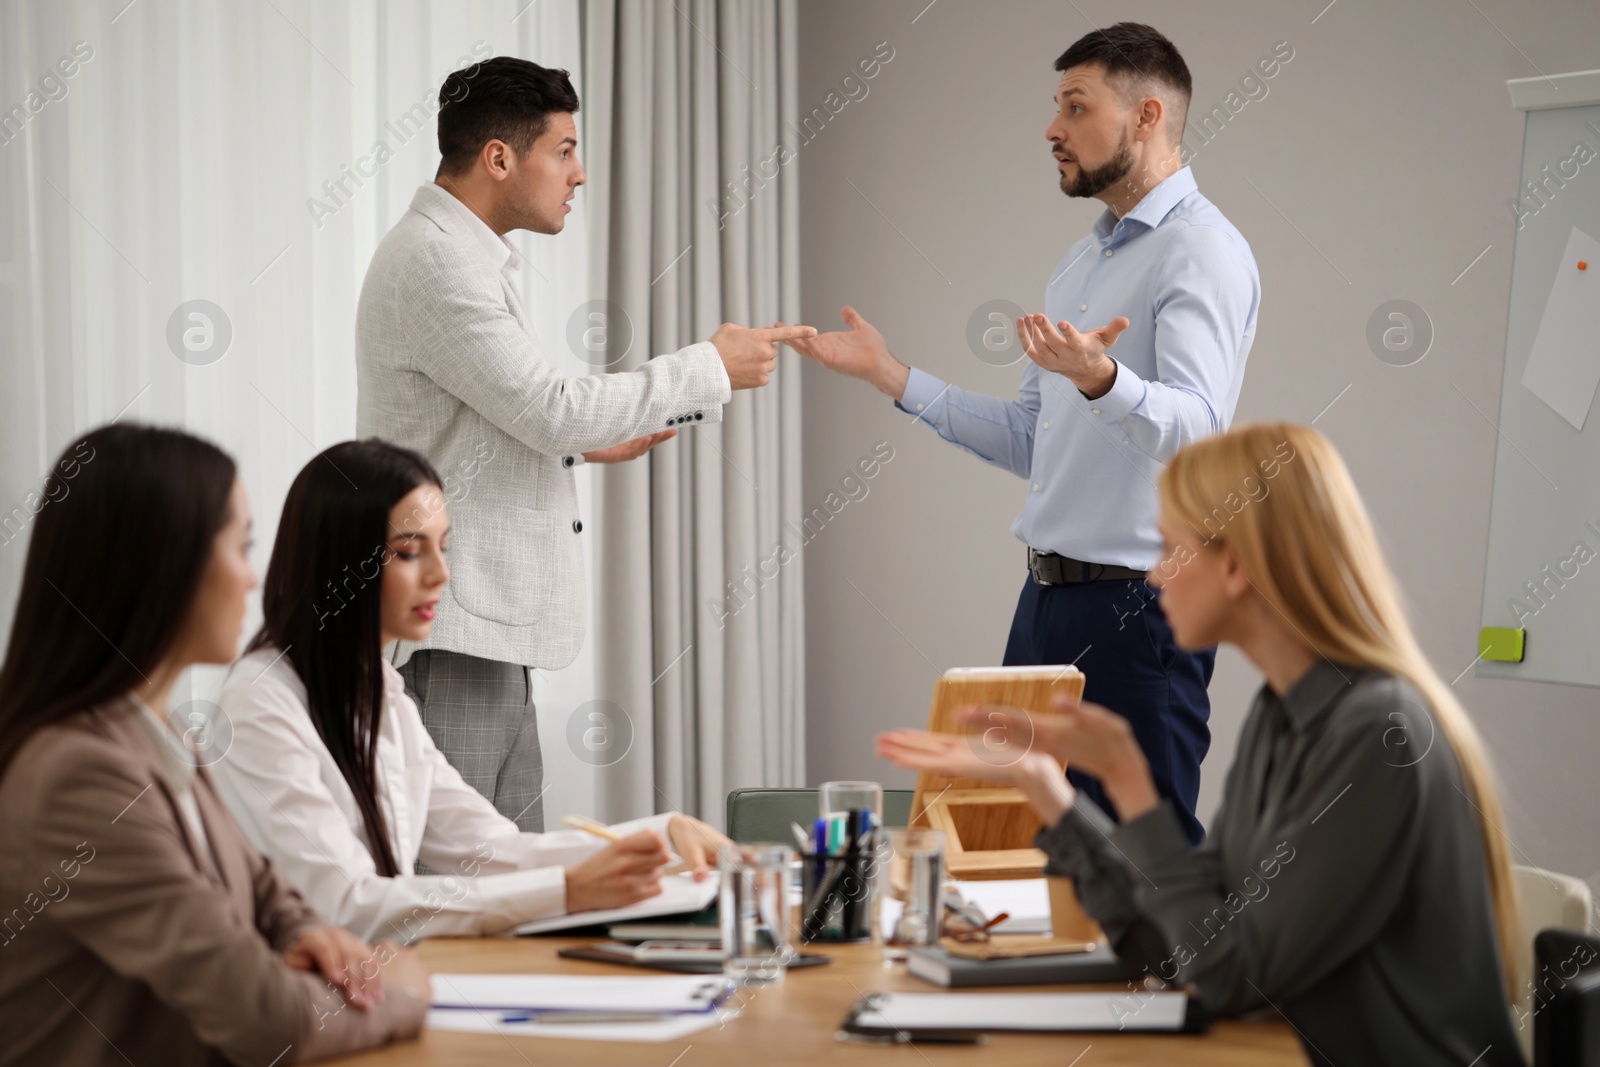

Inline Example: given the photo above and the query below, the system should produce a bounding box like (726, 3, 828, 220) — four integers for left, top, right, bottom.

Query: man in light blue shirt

(794, 23, 1258, 843)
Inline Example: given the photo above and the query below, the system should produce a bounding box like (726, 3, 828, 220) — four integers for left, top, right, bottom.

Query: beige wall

(797, 0, 1600, 885)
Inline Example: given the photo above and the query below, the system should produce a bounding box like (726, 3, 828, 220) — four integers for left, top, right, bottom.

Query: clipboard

(430, 973, 732, 1015)
(836, 989, 1210, 1038)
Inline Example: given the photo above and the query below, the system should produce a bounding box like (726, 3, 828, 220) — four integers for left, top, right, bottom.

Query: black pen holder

(798, 842, 881, 943)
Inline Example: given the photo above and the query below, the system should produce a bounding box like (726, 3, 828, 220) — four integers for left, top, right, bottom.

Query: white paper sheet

(854, 990, 1189, 1032)
(425, 1008, 722, 1043)
(431, 973, 726, 1013)
(948, 878, 1054, 935)
(515, 871, 718, 935)
(1521, 226, 1600, 430)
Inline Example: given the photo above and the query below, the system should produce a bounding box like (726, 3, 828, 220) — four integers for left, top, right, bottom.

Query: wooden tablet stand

(909, 665, 1086, 881)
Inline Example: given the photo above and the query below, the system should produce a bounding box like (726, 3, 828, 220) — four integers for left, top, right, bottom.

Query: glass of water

(878, 828, 946, 963)
(718, 843, 795, 986)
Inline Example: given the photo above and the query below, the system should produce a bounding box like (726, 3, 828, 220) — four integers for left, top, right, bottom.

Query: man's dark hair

(436, 56, 580, 177)
(1055, 22, 1191, 135)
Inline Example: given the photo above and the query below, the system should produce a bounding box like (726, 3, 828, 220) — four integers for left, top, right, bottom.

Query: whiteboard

(1476, 69, 1600, 688)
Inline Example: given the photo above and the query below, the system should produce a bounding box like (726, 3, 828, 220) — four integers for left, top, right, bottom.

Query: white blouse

(212, 645, 676, 942)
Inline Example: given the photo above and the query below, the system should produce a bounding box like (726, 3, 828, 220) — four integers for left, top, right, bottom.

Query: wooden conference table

(324, 934, 1310, 1066)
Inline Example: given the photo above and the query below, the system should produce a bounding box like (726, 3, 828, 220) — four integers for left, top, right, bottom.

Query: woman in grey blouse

(880, 422, 1525, 1067)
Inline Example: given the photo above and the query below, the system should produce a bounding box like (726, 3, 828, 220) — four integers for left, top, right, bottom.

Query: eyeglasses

(941, 909, 1011, 943)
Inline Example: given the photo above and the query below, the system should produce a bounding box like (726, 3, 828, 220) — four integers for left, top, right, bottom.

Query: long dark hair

(0, 423, 238, 774)
(246, 439, 442, 878)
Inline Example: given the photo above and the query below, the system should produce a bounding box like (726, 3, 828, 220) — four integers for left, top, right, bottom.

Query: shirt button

(572, 519, 584, 533)
(1104, 249, 1113, 257)
(562, 455, 575, 468)
(1079, 304, 1087, 312)
(694, 411, 703, 420)
(916, 403, 925, 411)
(1091, 407, 1102, 415)
(666, 418, 675, 427)
(1123, 437, 1130, 444)
(1041, 421, 1050, 430)
(1032, 483, 1041, 492)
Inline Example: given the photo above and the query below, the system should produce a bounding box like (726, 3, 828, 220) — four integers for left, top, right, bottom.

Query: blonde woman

(879, 423, 1523, 1067)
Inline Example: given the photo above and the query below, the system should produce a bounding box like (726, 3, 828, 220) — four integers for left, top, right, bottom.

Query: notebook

(515, 873, 719, 936)
(558, 942, 831, 975)
(907, 942, 1139, 987)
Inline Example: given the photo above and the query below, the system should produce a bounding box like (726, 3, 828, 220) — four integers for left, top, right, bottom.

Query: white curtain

(0, 0, 607, 823)
(584, 0, 806, 827)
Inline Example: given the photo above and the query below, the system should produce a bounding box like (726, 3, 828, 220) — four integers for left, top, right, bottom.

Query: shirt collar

(1273, 659, 1360, 733)
(1092, 166, 1198, 241)
(380, 657, 406, 699)
(126, 692, 197, 793)
(412, 181, 522, 277)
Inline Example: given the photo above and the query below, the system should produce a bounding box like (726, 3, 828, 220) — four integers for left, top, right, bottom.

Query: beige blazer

(356, 182, 729, 670)
(0, 697, 426, 1066)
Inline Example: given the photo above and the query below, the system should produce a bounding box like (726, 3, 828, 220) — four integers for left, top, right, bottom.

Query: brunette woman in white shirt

(213, 439, 729, 943)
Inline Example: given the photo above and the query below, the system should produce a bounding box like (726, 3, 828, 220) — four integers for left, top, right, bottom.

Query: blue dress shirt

(897, 167, 1259, 570)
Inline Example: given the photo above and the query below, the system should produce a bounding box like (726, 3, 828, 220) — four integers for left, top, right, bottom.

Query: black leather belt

(1028, 547, 1147, 585)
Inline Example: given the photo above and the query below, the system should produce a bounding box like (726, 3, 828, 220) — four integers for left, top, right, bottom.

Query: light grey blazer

(356, 183, 727, 670)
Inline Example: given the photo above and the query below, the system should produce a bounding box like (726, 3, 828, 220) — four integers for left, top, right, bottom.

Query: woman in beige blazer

(0, 423, 429, 1067)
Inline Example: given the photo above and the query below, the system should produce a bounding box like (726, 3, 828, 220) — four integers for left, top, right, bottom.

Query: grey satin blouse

(1037, 660, 1525, 1067)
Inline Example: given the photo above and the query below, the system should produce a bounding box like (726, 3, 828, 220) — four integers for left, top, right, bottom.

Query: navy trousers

(1002, 572, 1212, 844)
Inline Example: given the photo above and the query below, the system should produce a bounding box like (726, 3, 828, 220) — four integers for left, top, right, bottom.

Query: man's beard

(1059, 131, 1134, 199)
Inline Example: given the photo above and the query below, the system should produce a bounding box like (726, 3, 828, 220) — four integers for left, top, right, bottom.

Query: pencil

(562, 814, 623, 841)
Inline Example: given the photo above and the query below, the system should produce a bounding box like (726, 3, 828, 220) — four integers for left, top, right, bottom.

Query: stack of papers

(428, 973, 732, 1043)
(426, 1010, 721, 1042)
(432, 973, 728, 1013)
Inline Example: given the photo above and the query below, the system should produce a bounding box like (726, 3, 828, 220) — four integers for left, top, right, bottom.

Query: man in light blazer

(356, 57, 812, 830)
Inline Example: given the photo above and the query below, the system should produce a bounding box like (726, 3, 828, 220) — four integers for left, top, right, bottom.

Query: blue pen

(498, 1010, 670, 1024)
(810, 816, 828, 915)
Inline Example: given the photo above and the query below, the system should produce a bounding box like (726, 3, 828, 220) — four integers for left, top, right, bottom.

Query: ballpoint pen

(498, 1010, 671, 1024)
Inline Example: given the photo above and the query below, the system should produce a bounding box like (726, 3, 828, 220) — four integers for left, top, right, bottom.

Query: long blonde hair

(1159, 422, 1520, 998)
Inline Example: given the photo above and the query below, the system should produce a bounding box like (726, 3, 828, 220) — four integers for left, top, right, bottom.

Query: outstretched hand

(1016, 312, 1128, 399)
(874, 725, 1077, 827)
(955, 695, 1159, 820)
(786, 306, 910, 399)
(710, 321, 818, 389)
(875, 727, 1027, 783)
